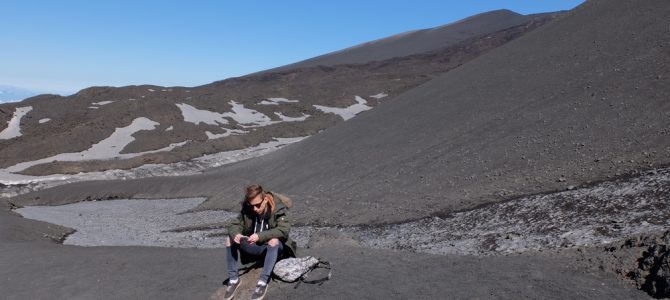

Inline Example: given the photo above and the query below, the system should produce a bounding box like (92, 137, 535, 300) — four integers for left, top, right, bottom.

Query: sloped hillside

(266, 9, 544, 72)
(12, 0, 668, 228)
(0, 12, 554, 178)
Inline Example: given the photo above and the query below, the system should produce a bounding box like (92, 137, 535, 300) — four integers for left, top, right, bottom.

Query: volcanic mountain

(0, 10, 555, 179)
(13, 0, 669, 226)
(3, 1, 670, 298)
(265, 9, 544, 72)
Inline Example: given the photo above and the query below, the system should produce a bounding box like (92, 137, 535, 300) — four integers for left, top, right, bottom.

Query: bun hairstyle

(245, 184, 276, 214)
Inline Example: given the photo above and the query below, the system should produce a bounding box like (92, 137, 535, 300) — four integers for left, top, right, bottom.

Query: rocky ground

(0, 197, 654, 299)
(15, 166, 669, 253)
(557, 231, 670, 299)
(16, 198, 237, 248)
(2, 1, 670, 299)
(12, 165, 670, 297)
(352, 167, 670, 256)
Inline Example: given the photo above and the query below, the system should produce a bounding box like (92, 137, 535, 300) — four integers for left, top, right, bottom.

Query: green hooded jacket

(227, 191, 297, 260)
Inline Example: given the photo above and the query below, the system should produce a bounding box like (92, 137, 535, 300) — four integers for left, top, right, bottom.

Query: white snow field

(370, 93, 388, 99)
(91, 100, 114, 106)
(275, 112, 310, 122)
(1, 117, 186, 175)
(0, 137, 307, 196)
(226, 100, 274, 126)
(205, 129, 249, 140)
(177, 100, 309, 130)
(259, 97, 300, 105)
(0, 106, 33, 140)
(176, 103, 230, 126)
(313, 96, 372, 121)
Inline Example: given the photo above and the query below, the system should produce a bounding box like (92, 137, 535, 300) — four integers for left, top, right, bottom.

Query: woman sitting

(223, 184, 296, 300)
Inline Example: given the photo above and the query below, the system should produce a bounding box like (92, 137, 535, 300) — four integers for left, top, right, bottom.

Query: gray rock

(638, 233, 670, 298)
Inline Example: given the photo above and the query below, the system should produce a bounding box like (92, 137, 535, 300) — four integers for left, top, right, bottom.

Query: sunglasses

(249, 200, 265, 209)
(247, 194, 266, 209)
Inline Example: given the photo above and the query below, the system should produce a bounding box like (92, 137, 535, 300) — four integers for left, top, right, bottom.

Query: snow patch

(1, 118, 185, 173)
(177, 101, 305, 128)
(226, 100, 273, 126)
(275, 112, 310, 122)
(88, 106, 99, 109)
(0, 136, 307, 192)
(192, 137, 307, 166)
(370, 93, 388, 99)
(205, 129, 248, 140)
(313, 96, 372, 121)
(165, 125, 174, 131)
(92, 100, 114, 106)
(259, 98, 300, 105)
(38, 118, 51, 124)
(176, 103, 229, 126)
(0, 106, 33, 139)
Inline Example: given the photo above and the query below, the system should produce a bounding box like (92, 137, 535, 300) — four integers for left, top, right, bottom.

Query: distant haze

(0, 85, 43, 103)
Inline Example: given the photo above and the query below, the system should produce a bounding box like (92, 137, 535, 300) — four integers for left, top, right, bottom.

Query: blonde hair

(245, 184, 275, 214)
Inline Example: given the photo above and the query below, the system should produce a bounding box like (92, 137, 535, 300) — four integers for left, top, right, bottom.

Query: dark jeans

(226, 238, 283, 283)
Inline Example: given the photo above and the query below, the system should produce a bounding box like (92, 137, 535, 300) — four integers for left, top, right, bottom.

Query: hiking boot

(222, 279, 240, 300)
(250, 282, 268, 300)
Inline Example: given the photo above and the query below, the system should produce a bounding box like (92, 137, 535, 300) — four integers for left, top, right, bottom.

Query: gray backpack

(272, 256, 332, 285)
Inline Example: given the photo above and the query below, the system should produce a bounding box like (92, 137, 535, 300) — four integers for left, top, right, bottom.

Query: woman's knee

(268, 238, 280, 248)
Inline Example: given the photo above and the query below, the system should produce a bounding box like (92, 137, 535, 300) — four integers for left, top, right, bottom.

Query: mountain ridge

(263, 9, 544, 73)
(11, 0, 669, 229)
(0, 14, 556, 177)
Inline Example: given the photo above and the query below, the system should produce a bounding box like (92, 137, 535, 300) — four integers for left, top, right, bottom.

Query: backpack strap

(294, 259, 332, 288)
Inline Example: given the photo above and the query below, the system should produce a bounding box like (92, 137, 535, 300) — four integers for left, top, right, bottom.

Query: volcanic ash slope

(14, 0, 670, 228)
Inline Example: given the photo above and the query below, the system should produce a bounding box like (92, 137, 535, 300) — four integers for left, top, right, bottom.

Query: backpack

(272, 256, 332, 286)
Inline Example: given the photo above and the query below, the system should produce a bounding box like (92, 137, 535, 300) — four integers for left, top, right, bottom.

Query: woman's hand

(247, 233, 260, 243)
(233, 234, 243, 244)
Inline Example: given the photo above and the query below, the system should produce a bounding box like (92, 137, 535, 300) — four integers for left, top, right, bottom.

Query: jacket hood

(269, 191, 292, 209)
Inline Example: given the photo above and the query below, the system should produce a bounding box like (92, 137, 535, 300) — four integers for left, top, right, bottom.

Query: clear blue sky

(0, 0, 584, 95)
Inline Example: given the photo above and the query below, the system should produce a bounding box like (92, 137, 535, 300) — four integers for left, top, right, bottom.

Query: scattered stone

(633, 232, 670, 298)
